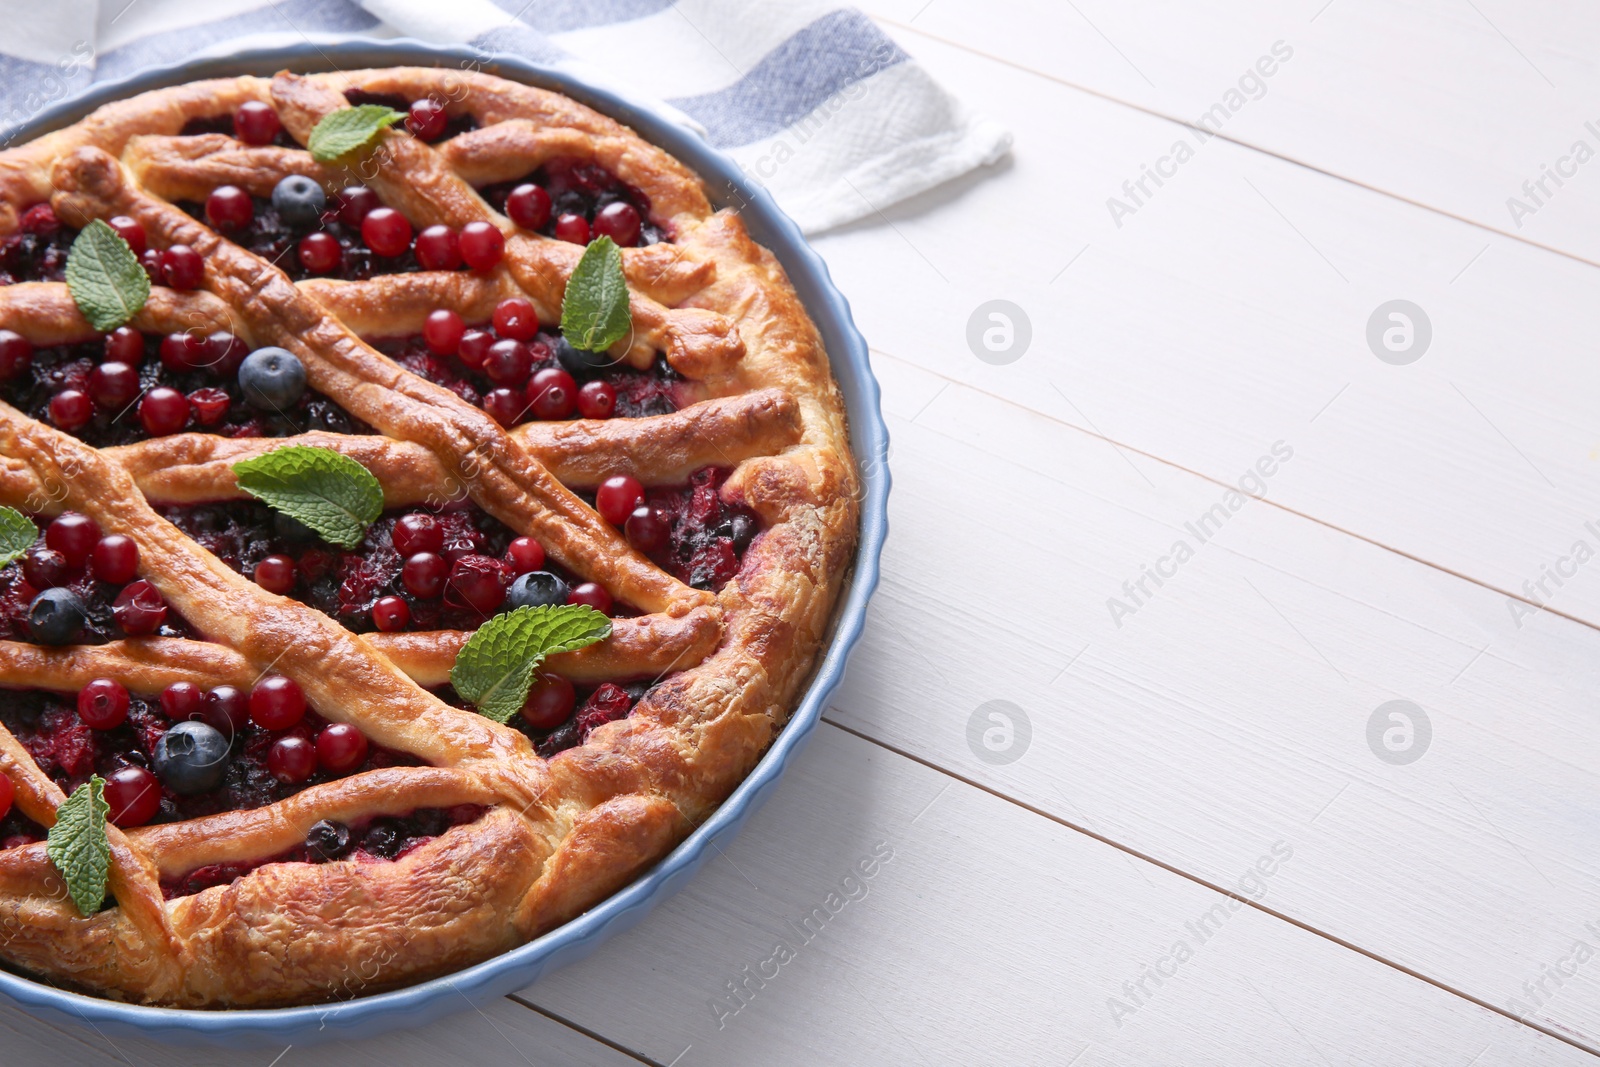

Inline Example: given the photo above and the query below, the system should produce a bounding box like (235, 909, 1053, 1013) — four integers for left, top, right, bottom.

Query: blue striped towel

(0, 0, 1011, 233)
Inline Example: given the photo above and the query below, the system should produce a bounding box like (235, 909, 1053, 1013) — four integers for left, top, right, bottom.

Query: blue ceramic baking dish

(0, 38, 889, 1047)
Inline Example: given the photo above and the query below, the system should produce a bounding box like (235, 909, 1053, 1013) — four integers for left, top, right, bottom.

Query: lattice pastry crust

(0, 67, 858, 1007)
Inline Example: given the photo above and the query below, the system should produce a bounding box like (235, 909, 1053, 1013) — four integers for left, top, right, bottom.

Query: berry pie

(0, 67, 857, 1007)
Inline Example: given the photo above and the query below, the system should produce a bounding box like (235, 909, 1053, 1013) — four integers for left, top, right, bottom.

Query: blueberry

(152, 721, 230, 795)
(362, 818, 402, 859)
(553, 334, 614, 379)
(506, 570, 569, 610)
(717, 513, 756, 552)
(238, 346, 306, 411)
(305, 819, 352, 862)
(271, 175, 327, 229)
(26, 588, 87, 645)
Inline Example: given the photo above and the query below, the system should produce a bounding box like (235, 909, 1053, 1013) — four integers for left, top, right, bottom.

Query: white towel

(0, 0, 1012, 233)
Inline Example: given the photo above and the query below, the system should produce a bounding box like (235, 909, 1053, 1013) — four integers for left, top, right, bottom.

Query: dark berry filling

(479, 158, 663, 245)
(435, 679, 646, 758)
(0, 688, 417, 827)
(376, 331, 688, 422)
(159, 500, 595, 632)
(0, 515, 193, 644)
(175, 193, 424, 282)
(177, 114, 299, 149)
(613, 466, 759, 590)
(159, 804, 486, 898)
(0, 204, 74, 286)
(0, 805, 47, 849)
(342, 90, 479, 143)
(0, 333, 370, 447)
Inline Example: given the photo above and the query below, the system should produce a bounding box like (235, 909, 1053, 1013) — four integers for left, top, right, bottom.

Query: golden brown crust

(0, 65, 857, 1007)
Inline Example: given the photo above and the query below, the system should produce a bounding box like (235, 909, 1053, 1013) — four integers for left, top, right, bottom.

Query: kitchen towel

(0, 0, 1011, 233)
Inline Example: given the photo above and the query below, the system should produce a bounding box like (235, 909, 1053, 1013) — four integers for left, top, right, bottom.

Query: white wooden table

(12, 3, 1600, 1062)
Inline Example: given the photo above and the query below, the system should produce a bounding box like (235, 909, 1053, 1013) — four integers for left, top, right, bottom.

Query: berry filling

(341, 90, 479, 143)
(0, 204, 74, 286)
(178, 112, 299, 149)
(436, 679, 646, 758)
(606, 466, 759, 590)
(0, 513, 193, 644)
(0, 332, 371, 447)
(0, 686, 418, 829)
(479, 158, 664, 246)
(375, 330, 690, 423)
(159, 500, 596, 632)
(159, 804, 487, 899)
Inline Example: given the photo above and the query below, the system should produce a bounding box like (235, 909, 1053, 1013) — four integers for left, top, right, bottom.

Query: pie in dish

(0, 66, 857, 1007)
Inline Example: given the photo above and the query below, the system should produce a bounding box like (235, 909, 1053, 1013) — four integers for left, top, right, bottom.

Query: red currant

(528, 366, 576, 420)
(298, 231, 341, 273)
(89, 361, 140, 410)
(160, 681, 204, 721)
(159, 330, 203, 372)
(105, 766, 160, 827)
(91, 535, 139, 584)
(391, 513, 444, 556)
(447, 554, 506, 615)
(233, 101, 281, 146)
(492, 297, 538, 341)
(205, 185, 254, 231)
(520, 673, 575, 730)
(593, 202, 642, 247)
(506, 184, 552, 231)
(106, 216, 146, 255)
(361, 207, 412, 258)
(250, 674, 307, 730)
(506, 537, 545, 574)
(316, 723, 368, 774)
(210, 332, 249, 375)
(113, 579, 168, 635)
(554, 213, 590, 244)
(567, 581, 613, 614)
(625, 504, 669, 553)
(138, 249, 164, 285)
(423, 309, 465, 355)
(202, 685, 249, 733)
(596, 475, 645, 525)
(103, 326, 143, 363)
(139, 386, 189, 436)
(484, 339, 531, 385)
(22, 549, 70, 590)
(483, 388, 524, 426)
(414, 224, 461, 271)
(188, 387, 232, 426)
(78, 678, 130, 730)
(254, 554, 297, 594)
(267, 735, 315, 783)
(459, 220, 505, 270)
(371, 595, 411, 632)
(46, 513, 100, 567)
(48, 389, 91, 431)
(457, 328, 492, 369)
(402, 552, 447, 598)
(0, 774, 12, 821)
(577, 379, 617, 419)
(0, 330, 32, 381)
(337, 186, 380, 228)
(160, 245, 204, 290)
(406, 98, 447, 141)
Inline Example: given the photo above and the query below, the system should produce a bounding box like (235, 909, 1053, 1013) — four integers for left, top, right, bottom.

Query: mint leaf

(231, 445, 383, 549)
(0, 506, 37, 568)
(560, 236, 631, 354)
(47, 776, 111, 917)
(451, 605, 612, 723)
(65, 219, 150, 332)
(308, 105, 405, 163)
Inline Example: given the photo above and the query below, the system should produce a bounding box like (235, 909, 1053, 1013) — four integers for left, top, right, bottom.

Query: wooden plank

(520, 724, 1593, 1066)
(0, 994, 641, 1065)
(856, 0, 1600, 266)
(814, 348, 1600, 1051)
(805, 27, 1600, 630)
